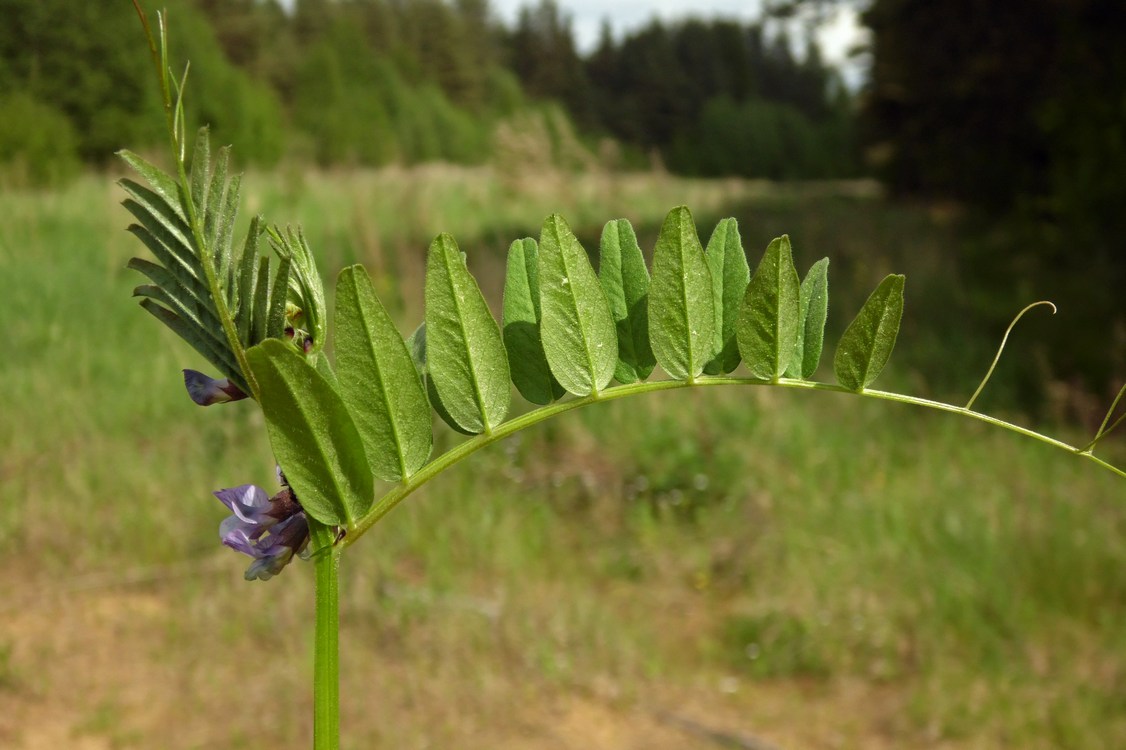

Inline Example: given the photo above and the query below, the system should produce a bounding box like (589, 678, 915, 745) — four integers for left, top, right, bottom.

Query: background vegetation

(1, 0, 1124, 747)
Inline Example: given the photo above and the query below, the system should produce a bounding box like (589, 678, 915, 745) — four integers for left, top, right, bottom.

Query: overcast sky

(490, 0, 869, 82)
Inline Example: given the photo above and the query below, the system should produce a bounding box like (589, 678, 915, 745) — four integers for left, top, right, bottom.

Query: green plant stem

(344, 377, 1124, 547)
(312, 527, 341, 750)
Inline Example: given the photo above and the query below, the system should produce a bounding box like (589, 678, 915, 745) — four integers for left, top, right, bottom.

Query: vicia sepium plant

(121, 7, 1126, 749)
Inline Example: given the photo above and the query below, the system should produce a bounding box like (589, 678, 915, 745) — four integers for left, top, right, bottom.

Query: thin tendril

(965, 301, 1056, 410)
(1082, 382, 1126, 452)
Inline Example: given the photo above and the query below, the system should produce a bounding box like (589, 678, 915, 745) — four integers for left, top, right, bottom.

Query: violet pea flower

(184, 369, 248, 406)
(214, 484, 309, 581)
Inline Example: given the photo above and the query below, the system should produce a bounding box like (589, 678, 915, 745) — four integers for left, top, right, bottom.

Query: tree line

(0, 0, 856, 184)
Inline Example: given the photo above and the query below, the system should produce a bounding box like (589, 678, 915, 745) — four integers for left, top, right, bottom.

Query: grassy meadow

(1, 166, 1124, 749)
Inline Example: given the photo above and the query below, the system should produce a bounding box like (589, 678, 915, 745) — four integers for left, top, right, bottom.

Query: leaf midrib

(676, 218, 697, 377)
(350, 272, 409, 480)
(550, 220, 600, 395)
(440, 242, 492, 431)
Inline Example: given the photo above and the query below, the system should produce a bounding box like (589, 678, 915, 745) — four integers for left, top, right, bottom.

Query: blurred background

(1, 0, 1124, 748)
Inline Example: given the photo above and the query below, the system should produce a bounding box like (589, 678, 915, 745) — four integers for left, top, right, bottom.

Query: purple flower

(184, 369, 248, 406)
(214, 483, 309, 581)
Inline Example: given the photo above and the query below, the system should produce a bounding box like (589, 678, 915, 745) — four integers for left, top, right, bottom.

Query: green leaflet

(424, 233, 511, 433)
(786, 258, 830, 379)
(251, 256, 271, 345)
(246, 339, 374, 527)
(190, 127, 212, 215)
(834, 274, 906, 391)
(502, 238, 565, 404)
(598, 219, 655, 383)
(736, 235, 801, 381)
(234, 216, 263, 340)
(117, 150, 185, 222)
(648, 206, 715, 381)
(266, 255, 291, 340)
(335, 265, 433, 481)
(405, 323, 476, 436)
(268, 226, 328, 353)
(538, 214, 618, 396)
(703, 218, 751, 375)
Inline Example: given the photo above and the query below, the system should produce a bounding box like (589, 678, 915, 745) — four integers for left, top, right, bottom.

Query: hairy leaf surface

(503, 238, 565, 404)
(703, 218, 750, 375)
(425, 233, 511, 433)
(538, 214, 617, 395)
(598, 219, 655, 383)
(335, 265, 433, 481)
(737, 235, 801, 380)
(649, 206, 715, 380)
(786, 257, 830, 379)
(834, 274, 906, 391)
(247, 339, 374, 527)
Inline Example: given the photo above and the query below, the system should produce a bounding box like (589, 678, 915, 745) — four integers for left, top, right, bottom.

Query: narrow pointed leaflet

(736, 235, 801, 381)
(538, 214, 618, 396)
(425, 233, 511, 433)
(786, 257, 830, 379)
(503, 239, 565, 404)
(598, 219, 655, 383)
(649, 206, 715, 381)
(834, 274, 906, 391)
(335, 266, 433, 481)
(246, 339, 374, 527)
(703, 218, 751, 375)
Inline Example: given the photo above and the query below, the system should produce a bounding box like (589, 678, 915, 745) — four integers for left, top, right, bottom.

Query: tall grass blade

(538, 214, 618, 395)
(425, 233, 511, 433)
(834, 274, 906, 391)
(736, 235, 801, 380)
(649, 206, 714, 380)
(598, 219, 655, 383)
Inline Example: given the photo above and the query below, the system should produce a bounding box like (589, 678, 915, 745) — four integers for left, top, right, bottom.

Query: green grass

(0, 168, 1122, 749)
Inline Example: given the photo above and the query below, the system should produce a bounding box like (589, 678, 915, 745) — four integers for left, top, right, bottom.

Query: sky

(490, 0, 870, 84)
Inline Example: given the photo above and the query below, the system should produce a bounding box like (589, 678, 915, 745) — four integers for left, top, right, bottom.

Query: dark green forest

(0, 0, 855, 180)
